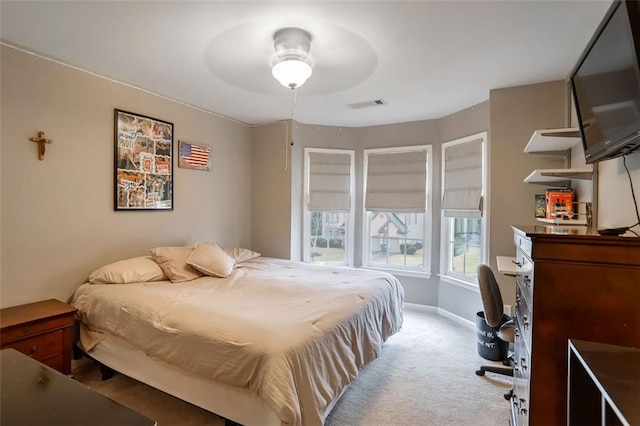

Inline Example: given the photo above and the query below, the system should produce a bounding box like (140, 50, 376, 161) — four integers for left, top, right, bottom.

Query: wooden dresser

(0, 299, 77, 375)
(511, 225, 640, 426)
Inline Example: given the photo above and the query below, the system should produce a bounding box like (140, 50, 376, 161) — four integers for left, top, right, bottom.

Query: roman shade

(365, 149, 427, 212)
(308, 151, 351, 211)
(441, 138, 483, 218)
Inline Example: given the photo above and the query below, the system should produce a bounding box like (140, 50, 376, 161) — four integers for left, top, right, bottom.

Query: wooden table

(0, 348, 156, 425)
(568, 339, 640, 425)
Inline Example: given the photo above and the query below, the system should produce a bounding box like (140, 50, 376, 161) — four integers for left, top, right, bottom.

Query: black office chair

(475, 264, 514, 400)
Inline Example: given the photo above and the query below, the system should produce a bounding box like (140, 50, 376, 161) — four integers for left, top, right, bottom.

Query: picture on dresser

(114, 109, 174, 211)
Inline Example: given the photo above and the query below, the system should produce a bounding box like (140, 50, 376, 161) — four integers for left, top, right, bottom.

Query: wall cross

(29, 131, 53, 160)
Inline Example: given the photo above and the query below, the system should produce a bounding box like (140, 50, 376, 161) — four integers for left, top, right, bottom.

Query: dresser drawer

(513, 231, 532, 258)
(515, 286, 532, 350)
(513, 320, 530, 425)
(3, 329, 63, 361)
(515, 250, 534, 306)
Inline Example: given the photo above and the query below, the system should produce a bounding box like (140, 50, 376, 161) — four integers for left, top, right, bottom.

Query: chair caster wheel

(475, 369, 485, 376)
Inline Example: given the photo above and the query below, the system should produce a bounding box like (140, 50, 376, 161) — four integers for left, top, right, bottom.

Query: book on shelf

(545, 188, 575, 220)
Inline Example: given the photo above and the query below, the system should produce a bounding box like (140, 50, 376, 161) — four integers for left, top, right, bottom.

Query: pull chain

(285, 87, 297, 172)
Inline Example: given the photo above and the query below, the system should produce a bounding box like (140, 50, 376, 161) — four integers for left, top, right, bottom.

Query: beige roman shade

(365, 150, 427, 212)
(308, 151, 351, 211)
(441, 138, 483, 218)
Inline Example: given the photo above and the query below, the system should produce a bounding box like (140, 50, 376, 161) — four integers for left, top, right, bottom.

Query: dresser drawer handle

(512, 260, 523, 268)
(522, 315, 530, 328)
(28, 345, 37, 356)
(523, 276, 531, 286)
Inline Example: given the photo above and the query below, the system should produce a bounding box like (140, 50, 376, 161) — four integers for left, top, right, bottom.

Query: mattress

(71, 257, 404, 425)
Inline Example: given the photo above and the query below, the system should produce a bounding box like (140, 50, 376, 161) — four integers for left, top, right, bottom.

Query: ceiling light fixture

(271, 28, 313, 89)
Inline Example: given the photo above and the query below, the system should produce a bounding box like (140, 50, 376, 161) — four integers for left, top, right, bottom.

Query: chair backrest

(477, 264, 504, 328)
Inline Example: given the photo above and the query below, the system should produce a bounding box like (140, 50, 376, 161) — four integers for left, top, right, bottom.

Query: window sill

(362, 266, 431, 279)
(437, 274, 479, 291)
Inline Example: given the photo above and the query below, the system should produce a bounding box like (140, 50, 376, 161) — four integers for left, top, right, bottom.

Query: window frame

(362, 144, 433, 277)
(439, 131, 489, 287)
(303, 148, 355, 266)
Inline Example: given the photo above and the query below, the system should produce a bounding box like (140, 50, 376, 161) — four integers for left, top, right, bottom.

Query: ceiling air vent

(347, 99, 387, 110)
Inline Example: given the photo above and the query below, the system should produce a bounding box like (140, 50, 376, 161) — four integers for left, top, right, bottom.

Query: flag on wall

(178, 141, 212, 171)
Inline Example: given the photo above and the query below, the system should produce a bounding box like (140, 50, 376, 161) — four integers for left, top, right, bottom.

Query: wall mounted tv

(569, 0, 640, 164)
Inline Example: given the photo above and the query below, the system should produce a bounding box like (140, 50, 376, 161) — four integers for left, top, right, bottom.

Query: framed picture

(178, 140, 212, 171)
(114, 109, 173, 211)
(535, 194, 546, 218)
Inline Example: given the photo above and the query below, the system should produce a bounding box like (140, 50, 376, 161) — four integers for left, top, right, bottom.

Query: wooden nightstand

(0, 299, 77, 375)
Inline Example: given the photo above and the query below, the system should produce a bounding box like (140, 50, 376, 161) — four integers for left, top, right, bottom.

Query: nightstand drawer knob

(28, 345, 37, 355)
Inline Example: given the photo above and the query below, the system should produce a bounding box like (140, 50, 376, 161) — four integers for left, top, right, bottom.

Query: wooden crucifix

(30, 131, 53, 160)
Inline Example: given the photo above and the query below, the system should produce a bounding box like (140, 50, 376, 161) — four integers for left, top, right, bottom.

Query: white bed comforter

(71, 257, 404, 425)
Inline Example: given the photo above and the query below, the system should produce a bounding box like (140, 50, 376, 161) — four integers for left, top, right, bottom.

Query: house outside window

(440, 132, 488, 286)
(363, 145, 432, 276)
(303, 148, 355, 266)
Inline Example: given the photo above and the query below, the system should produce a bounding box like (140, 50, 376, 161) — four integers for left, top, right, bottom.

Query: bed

(71, 248, 404, 426)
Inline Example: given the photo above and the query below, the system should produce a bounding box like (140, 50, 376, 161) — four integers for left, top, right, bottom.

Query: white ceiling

(0, 1, 613, 127)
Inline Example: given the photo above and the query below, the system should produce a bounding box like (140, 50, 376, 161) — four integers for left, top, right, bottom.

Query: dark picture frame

(114, 109, 174, 211)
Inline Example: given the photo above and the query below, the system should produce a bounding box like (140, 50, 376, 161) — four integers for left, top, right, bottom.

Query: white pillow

(187, 243, 235, 278)
(89, 256, 167, 284)
(150, 246, 204, 283)
(224, 247, 261, 264)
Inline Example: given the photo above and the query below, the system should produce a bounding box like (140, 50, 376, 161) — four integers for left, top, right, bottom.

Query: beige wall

(598, 154, 640, 229)
(488, 80, 567, 306)
(0, 46, 253, 308)
(250, 122, 292, 259)
(3, 44, 636, 318)
(435, 102, 492, 320)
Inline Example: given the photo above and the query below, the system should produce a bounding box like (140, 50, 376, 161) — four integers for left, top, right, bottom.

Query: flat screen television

(569, 0, 640, 164)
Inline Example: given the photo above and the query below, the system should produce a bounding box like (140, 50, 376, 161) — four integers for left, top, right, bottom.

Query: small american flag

(179, 141, 211, 170)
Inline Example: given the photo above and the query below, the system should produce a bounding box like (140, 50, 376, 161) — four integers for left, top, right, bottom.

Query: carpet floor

(73, 305, 512, 425)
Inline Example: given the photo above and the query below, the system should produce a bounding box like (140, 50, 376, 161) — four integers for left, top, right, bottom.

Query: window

(327, 213, 339, 224)
(363, 145, 432, 275)
(303, 148, 355, 266)
(440, 132, 488, 285)
(366, 211, 426, 268)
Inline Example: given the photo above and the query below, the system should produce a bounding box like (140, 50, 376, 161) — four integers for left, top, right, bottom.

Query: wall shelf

(524, 128, 581, 154)
(536, 218, 588, 226)
(524, 168, 593, 187)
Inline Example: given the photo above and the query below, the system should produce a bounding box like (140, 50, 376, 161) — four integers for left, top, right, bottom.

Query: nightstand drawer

(4, 330, 63, 361)
(41, 354, 65, 372)
(0, 315, 74, 344)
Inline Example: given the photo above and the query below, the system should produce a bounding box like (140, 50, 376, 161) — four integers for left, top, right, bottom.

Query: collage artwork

(115, 110, 173, 210)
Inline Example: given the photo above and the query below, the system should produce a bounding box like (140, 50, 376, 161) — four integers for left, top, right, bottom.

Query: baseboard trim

(436, 307, 475, 330)
(404, 302, 438, 313)
(404, 303, 475, 330)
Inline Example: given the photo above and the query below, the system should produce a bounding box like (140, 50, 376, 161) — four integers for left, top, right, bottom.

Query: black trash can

(476, 311, 509, 361)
